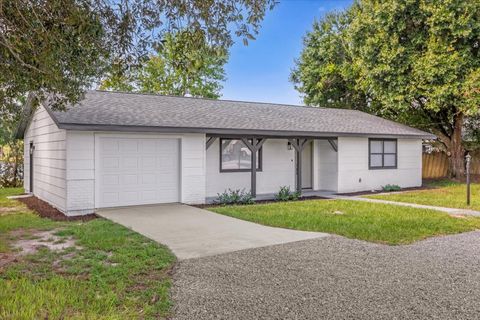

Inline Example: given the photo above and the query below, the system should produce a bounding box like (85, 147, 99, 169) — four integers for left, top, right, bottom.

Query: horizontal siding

(206, 139, 295, 197)
(66, 131, 95, 214)
(317, 140, 338, 191)
(65, 132, 207, 214)
(181, 134, 206, 204)
(337, 137, 422, 193)
(24, 105, 67, 211)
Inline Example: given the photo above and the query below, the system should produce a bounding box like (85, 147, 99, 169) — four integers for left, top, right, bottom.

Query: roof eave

(56, 123, 436, 140)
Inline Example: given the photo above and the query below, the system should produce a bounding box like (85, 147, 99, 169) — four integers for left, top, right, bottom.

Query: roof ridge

(92, 89, 332, 110)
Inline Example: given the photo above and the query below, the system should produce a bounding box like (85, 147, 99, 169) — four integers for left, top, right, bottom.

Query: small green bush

(274, 186, 301, 201)
(216, 188, 255, 205)
(382, 184, 401, 192)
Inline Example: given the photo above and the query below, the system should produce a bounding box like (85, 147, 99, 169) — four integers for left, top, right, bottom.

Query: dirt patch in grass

(12, 229, 81, 255)
(0, 206, 25, 215)
(17, 196, 97, 221)
(0, 228, 81, 271)
(0, 252, 18, 269)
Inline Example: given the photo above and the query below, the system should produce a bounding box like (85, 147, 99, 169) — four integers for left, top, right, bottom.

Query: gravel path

(172, 231, 480, 319)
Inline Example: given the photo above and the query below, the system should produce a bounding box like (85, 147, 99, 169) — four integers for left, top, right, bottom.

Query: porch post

(288, 138, 309, 193)
(241, 138, 266, 197)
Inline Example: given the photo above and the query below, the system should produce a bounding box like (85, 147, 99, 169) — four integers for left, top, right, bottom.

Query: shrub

(216, 188, 255, 205)
(382, 184, 401, 192)
(274, 186, 301, 201)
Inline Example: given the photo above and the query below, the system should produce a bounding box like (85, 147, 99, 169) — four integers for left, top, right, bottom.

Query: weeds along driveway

(172, 231, 480, 320)
(97, 203, 328, 259)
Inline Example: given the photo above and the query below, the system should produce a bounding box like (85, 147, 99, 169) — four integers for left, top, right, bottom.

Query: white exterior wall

(206, 139, 295, 197)
(180, 134, 206, 204)
(316, 140, 338, 191)
(337, 137, 422, 193)
(65, 131, 206, 215)
(66, 131, 95, 215)
(23, 105, 67, 211)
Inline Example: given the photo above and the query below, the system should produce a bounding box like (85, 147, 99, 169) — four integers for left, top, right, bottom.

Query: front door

(29, 142, 34, 193)
(301, 141, 313, 189)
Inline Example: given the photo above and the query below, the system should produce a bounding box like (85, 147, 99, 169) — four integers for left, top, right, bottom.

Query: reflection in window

(369, 139, 397, 169)
(220, 139, 261, 171)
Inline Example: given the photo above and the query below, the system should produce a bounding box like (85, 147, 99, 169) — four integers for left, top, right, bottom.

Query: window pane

(384, 141, 396, 153)
(221, 139, 260, 170)
(370, 140, 383, 153)
(370, 154, 383, 167)
(384, 154, 396, 167)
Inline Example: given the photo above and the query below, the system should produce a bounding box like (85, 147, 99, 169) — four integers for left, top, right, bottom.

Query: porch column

(288, 138, 309, 193)
(242, 138, 266, 197)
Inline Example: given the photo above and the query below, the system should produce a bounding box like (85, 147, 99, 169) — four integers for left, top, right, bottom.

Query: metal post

(466, 153, 471, 205)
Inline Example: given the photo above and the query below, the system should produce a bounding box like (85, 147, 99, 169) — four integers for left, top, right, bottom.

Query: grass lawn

(0, 188, 175, 319)
(210, 199, 480, 245)
(364, 179, 480, 211)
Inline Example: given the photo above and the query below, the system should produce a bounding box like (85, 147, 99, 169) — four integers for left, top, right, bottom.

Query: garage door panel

(97, 137, 180, 208)
(121, 174, 138, 185)
(122, 157, 138, 169)
(102, 139, 119, 153)
(102, 175, 119, 186)
(141, 174, 157, 185)
(119, 140, 138, 152)
(102, 157, 120, 169)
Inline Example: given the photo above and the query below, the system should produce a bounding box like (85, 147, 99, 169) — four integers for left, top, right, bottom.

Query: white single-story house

(17, 91, 434, 216)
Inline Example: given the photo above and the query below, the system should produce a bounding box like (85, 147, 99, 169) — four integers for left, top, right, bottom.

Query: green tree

(291, 12, 371, 111)
(101, 30, 227, 98)
(292, 0, 480, 177)
(0, 0, 275, 115)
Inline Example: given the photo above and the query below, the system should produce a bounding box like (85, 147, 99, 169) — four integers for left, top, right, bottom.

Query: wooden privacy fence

(422, 151, 480, 179)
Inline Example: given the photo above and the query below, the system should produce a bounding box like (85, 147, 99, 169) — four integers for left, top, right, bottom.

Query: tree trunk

(449, 112, 465, 179)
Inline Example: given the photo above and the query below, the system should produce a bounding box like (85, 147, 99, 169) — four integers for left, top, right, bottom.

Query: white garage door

(97, 137, 180, 208)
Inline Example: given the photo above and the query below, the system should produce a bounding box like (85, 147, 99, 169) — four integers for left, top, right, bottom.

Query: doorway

(301, 141, 313, 189)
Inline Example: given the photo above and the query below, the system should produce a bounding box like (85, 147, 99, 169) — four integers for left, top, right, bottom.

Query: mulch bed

(195, 195, 328, 208)
(17, 196, 97, 222)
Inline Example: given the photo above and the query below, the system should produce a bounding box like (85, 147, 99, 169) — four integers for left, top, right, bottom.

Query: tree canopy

(0, 0, 275, 116)
(100, 30, 227, 98)
(292, 0, 480, 177)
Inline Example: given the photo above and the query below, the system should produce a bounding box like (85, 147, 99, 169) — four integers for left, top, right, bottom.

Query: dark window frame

(219, 138, 263, 173)
(368, 138, 397, 170)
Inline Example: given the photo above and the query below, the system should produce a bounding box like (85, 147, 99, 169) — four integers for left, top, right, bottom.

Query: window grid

(369, 139, 397, 170)
(219, 138, 263, 172)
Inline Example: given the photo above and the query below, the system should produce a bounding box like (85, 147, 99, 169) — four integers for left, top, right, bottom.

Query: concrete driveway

(97, 204, 328, 259)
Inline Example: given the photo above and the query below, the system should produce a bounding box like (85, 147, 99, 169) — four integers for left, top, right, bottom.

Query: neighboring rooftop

(45, 90, 433, 138)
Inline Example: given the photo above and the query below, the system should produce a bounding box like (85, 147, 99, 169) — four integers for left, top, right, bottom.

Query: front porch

(205, 135, 339, 201)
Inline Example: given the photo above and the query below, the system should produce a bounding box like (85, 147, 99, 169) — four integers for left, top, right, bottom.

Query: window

(369, 139, 397, 169)
(220, 139, 262, 172)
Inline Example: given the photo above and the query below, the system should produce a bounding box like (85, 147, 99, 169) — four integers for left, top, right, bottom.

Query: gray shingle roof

(48, 91, 434, 138)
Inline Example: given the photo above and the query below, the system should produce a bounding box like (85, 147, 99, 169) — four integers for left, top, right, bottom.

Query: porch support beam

(241, 137, 266, 197)
(328, 139, 338, 152)
(288, 138, 309, 193)
(206, 136, 217, 150)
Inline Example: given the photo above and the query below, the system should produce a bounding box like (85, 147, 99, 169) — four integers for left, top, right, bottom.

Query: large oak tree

(0, 0, 275, 115)
(292, 0, 480, 177)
